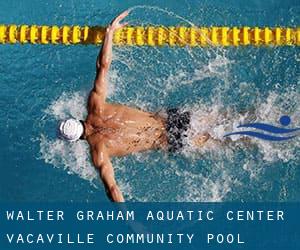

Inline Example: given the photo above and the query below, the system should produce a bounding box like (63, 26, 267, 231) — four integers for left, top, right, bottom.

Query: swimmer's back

(86, 102, 168, 156)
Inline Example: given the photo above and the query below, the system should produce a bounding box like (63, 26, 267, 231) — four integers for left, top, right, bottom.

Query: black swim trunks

(166, 108, 191, 153)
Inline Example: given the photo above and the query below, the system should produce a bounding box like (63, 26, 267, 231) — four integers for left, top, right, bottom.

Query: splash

(176, 167, 234, 202)
(38, 6, 299, 202)
(39, 134, 98, 184)
(45, 92, 87, 120)
(39, 88, 300, 202)
(39, 92, 98, 186)
(183, 90, 300, 161)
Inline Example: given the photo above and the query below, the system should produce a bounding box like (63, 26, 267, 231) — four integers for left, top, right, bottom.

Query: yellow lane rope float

(0, 25, 299, 46)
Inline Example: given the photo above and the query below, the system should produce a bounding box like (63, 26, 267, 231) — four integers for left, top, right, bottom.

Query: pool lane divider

(0, 25, 299, 46)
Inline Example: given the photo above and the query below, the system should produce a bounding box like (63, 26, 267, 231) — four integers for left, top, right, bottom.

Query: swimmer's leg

(189, 113, 218, 147)
(190, 107, 258, 148)
(192, 133, 254, 148)
(192, 132, 211, 147)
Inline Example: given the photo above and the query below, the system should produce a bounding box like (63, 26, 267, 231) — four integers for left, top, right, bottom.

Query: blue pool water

(0, 0, 299, 202)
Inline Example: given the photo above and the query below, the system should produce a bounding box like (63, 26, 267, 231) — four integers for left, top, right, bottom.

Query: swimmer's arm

(94, 11, 129, 99)
(92, 144, 125, 202)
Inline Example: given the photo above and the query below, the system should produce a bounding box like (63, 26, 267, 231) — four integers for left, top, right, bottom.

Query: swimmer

(58, 11, 211, 202)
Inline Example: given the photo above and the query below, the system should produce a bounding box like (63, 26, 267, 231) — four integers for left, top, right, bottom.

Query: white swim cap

(58, 118, 84, 142)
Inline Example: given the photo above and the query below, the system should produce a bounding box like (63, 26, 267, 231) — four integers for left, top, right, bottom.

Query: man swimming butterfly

(58, 11, 210, 202)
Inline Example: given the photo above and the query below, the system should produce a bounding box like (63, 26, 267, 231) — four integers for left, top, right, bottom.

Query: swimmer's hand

(93, 11, 129, 100)
(107, 10, 129, 33)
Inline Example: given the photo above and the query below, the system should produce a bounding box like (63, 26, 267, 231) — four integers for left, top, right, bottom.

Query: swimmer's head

(57, 118, 84, 142)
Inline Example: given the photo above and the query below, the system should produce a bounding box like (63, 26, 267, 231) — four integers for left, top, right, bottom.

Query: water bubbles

(38, 6, 299, 202)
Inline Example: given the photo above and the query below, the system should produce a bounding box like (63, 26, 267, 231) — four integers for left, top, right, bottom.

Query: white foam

(39, 92, 98, 185)
(38, 72, 300, 203)
(46, 92, 87, 120)
(39, 134, 97, 184)
(37, 6, 299, 202)
(253, 90, 300, 162)
(180, 89, 300, 163)
(175, 164, 233, 202)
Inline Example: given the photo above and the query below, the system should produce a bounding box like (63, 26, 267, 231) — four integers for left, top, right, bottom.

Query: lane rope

(0, 25, 299, 46)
